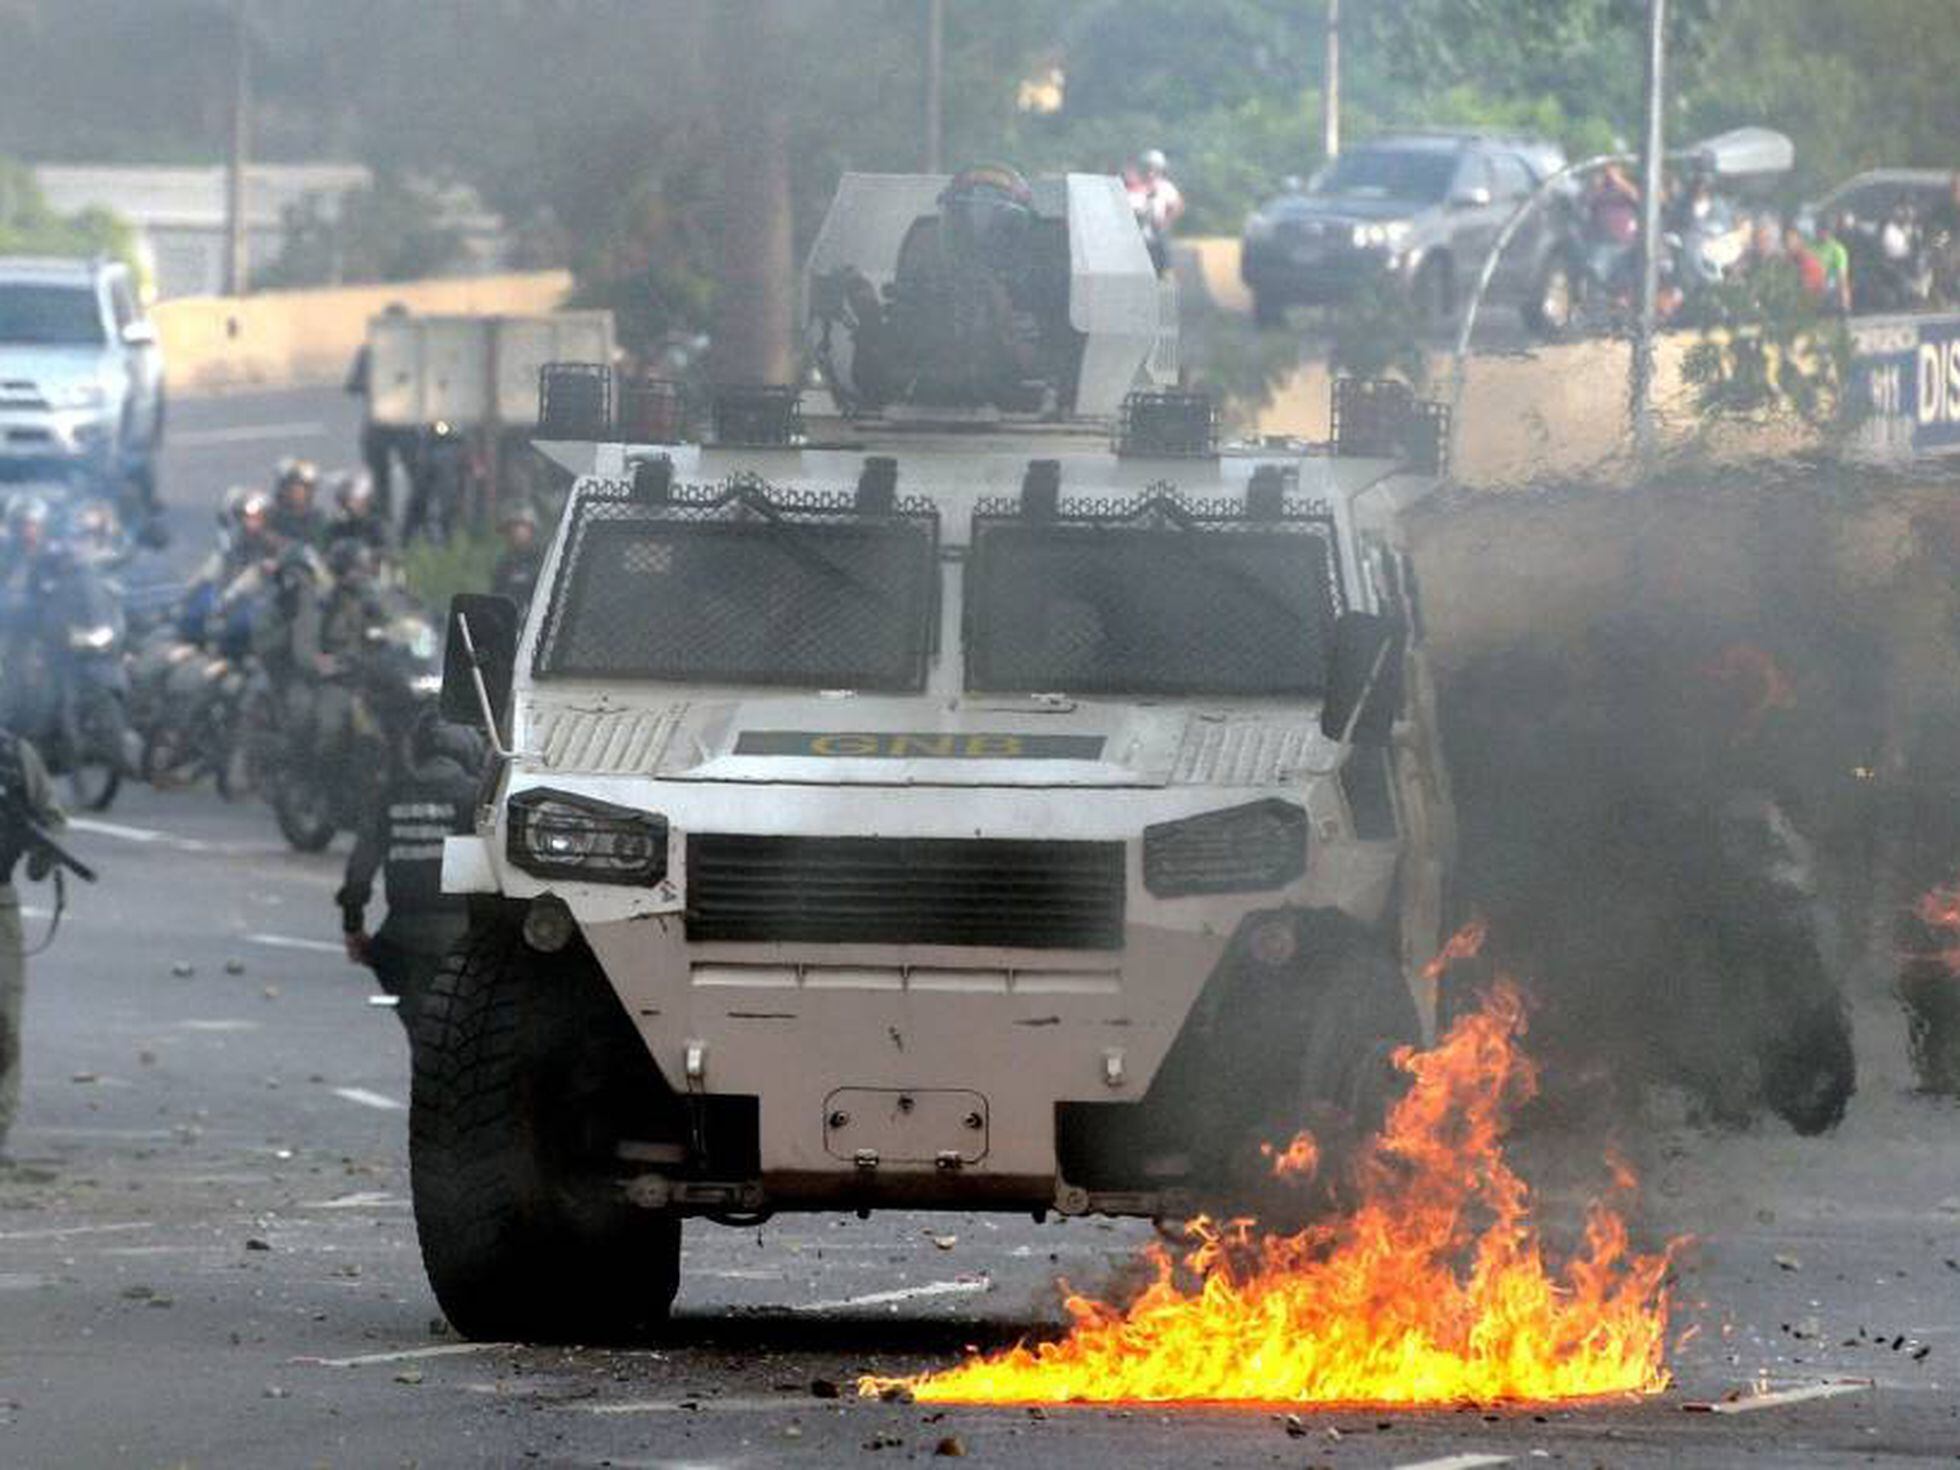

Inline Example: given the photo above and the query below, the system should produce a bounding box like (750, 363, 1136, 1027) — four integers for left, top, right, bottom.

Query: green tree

(0, 156, 134, 262)
(252, 173, 466, 288)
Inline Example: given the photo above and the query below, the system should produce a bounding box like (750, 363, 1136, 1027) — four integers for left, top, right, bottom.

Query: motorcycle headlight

(507, 788, 668, 885)
(50, 381, 109, 411)
(68, 623, 117, 651)
(1143, 798, 1308, 898)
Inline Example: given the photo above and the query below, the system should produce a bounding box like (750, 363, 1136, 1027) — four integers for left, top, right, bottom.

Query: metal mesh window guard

(533, 483, 939, 690)
(965, 496, 1340, 698)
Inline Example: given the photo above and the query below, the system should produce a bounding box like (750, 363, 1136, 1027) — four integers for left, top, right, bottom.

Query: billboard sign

(1852, 313, 1960, 459)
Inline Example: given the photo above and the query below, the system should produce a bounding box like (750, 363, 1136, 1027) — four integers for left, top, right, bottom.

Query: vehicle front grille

(685, 834, 1126, 949)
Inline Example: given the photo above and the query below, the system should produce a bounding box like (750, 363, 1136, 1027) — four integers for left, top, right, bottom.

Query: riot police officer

(489, 505, 543, 611)
(327, 471, 392, 554)
(0, 729, 63, 1163)
(336, 698, 485, 1028)
(268, 458, 326, 547)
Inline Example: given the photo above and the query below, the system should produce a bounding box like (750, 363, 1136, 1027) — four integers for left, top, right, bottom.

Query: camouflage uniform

(0, 732, 62, 1153)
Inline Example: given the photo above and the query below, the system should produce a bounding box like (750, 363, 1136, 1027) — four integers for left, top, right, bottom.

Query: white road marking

(173, 420, 329, 448)
(583, 1395, 796, 1416)
(0, 1221, 154, 1242)
(67, 816, 167, 843)
(177, 1019, 261, 1032)
(297, 1342, 501, 1369)
(1692, 1380, 1872, 1414)
(247, 932, 344, 956)
(792, 1277, 991, 1313)
(1391, 1456, 1515, 1470)
(65, 817, 288, 859)
(331, 1086, 405, 1111)
(302, 1191, 407, 1210)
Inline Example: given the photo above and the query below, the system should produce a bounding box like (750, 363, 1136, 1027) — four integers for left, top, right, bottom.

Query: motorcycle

(1530, 190, 1752, 340)
(4, 551, 133, 811)
(1529, 188, 1639, 340)
(265, 594, 441, 852)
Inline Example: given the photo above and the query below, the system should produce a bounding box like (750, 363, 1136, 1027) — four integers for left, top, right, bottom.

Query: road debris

(1683, 1380, 1871, 1414)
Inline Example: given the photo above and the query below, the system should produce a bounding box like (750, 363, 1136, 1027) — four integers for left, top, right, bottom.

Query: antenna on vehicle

(453, 613, 510, 761)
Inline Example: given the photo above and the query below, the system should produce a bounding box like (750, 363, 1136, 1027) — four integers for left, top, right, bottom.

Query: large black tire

(214, 726, 255, 802)
(1140, 908, 1421, 1208)
(271, 773, 336, 852)
(66, 689, 127, 812)
(1251, 288, 1287, 329)
(1713, 793, 1856, 1135)
(410, 925, 682, 1343)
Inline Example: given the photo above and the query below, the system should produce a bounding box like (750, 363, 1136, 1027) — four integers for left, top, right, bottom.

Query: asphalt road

(2, 387, 1958, 1467)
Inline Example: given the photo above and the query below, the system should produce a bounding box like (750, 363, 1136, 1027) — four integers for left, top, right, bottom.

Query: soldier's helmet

(331, 470, 375, 515)
(273, 457, 320, 500)
(4, 493, 50, 533)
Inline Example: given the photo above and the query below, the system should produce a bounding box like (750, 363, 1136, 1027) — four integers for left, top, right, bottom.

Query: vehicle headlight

(1143, 798, 1308, 898)
(410, 673, 442, 697)
(49, 381, 109, 411)
(507, 787, 668, 885)
(68, 624, 117, 651)
(1352, 221, 1413, 250)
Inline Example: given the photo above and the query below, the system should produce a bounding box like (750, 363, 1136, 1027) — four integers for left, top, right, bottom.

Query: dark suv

(1239, 132, 1567, 330)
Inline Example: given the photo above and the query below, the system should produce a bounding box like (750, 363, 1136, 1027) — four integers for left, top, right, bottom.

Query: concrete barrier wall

(154, 271, 575, 396)
(1253, 335, 1815, 488)
(1175, 235, 1816, 487)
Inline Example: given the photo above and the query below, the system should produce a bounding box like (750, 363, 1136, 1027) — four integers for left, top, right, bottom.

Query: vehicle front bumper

(443, 777, 1403, 1200)
(1241, 233, 1410, 303)
(0, 405, 119, 478)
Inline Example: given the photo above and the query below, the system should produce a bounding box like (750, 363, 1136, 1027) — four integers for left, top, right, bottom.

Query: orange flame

(1259, 1132, 1320, 1181)
(1421, 915, 1489, 985)
(1911, 877, 1960, 976)
(863, 983, 1676, 1407)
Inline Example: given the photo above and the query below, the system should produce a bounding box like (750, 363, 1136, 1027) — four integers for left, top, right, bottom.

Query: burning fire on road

(1911, 878, 1960, 974)
(865, 947, 1678, 1407)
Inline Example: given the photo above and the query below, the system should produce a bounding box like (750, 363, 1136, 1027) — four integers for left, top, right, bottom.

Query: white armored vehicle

(422, 168, 1457, 1341)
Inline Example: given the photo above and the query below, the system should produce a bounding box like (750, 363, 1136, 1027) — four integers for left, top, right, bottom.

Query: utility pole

(710, 0, 795, 385)
(1322, 0, 1341, 161)
(223, 0, 251, 297)
(1630, 0, 1666, 460)
(923, 0, 945, 173)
